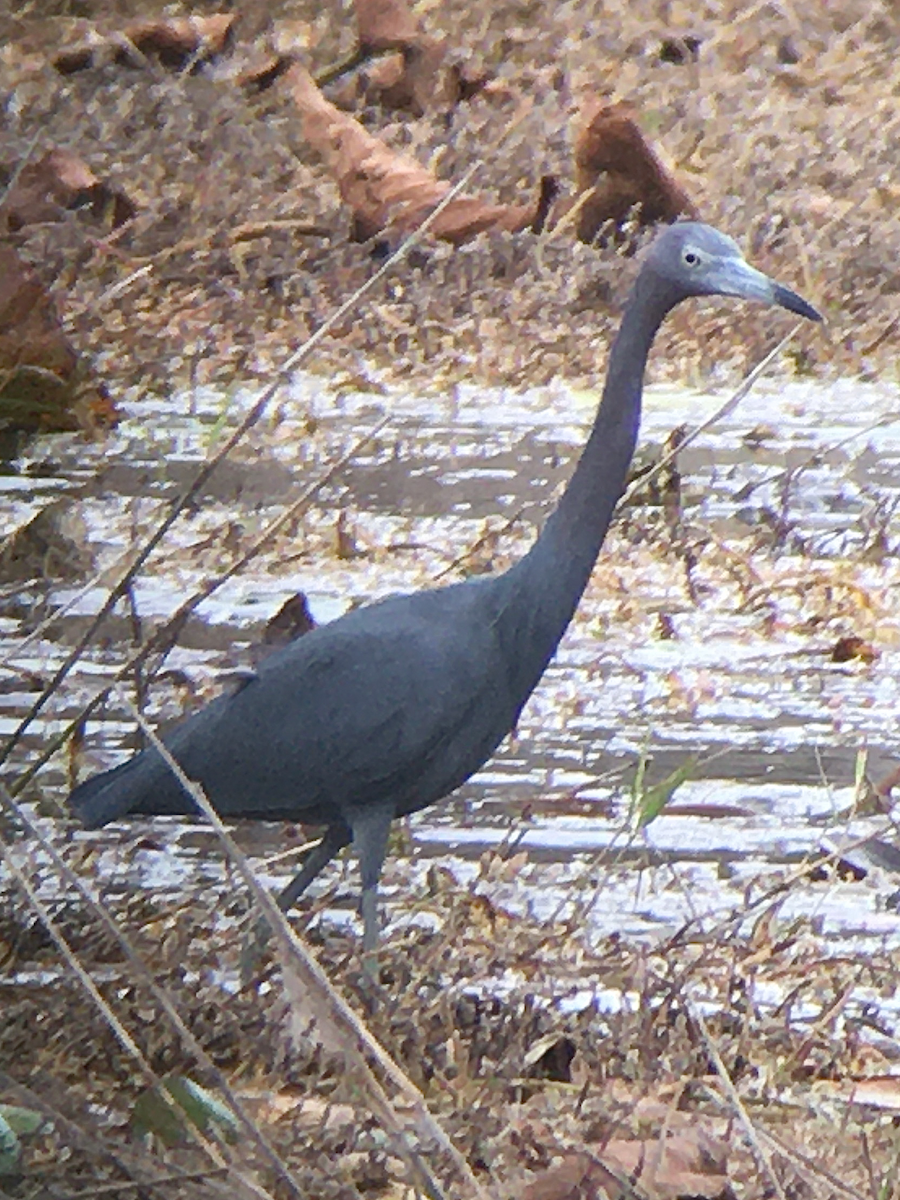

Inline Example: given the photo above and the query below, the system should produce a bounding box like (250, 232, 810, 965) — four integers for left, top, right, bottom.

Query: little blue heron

(69, 223, 821, 948)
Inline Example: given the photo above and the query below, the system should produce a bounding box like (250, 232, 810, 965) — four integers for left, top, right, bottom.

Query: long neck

(496, 281, 674, 696)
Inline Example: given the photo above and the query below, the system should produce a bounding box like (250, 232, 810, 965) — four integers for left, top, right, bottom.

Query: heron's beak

(714, 258, 822, 322)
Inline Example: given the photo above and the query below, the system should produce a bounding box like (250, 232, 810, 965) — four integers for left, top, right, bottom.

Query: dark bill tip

(772, 281, 823, 323)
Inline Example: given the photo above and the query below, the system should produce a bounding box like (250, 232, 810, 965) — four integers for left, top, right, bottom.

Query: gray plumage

(69, 223, 821, 948)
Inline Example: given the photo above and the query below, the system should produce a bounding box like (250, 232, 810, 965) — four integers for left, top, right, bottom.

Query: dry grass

(3, 855, 900, 1197)
(2, 0, 900, 1196)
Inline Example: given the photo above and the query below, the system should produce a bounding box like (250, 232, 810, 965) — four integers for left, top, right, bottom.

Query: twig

(686, 998, 787, 1200)
(121, 692, 490, 1200)
(39, 1166, 230, 1200)
(704, 1088, 869, 1200)
(0, 829, 256, 1192)
(618, 324, 804, 508)
(0, 148, 488, 768)
(0, 785, 308, 1199)
(10, 416, 386, 796)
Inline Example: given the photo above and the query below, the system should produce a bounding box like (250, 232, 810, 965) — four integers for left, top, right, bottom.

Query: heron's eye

(683, 250, 700, 266)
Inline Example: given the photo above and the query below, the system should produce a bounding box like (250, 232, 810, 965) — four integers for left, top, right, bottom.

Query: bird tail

(68, 751, 193, 828)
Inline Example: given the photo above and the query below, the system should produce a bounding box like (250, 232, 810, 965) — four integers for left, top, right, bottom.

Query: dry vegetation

(2, 0, 900, 1197)
(0, 0, 898, 403)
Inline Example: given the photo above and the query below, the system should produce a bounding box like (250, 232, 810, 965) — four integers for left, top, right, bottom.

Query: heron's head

(645, 222, 822, 321)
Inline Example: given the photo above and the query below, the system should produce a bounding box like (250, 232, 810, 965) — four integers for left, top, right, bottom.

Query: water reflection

(3, 370, 900, 956)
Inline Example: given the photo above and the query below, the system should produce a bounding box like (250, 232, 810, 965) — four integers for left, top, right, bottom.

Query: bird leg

(240, 822, 351, 984)
(275, 822, 352, 913)
(351, 807, 394, 954)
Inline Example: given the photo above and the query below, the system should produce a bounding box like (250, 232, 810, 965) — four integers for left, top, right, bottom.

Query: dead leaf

(0, 245, 116, 435)
(350, 42, 493, 114)
(521, 1151, 627, 1200)
(594, 1128, 733, 1200)
(0, 245, 76, 381)
(319, 0, 492, 114)
(570, 101, 697, 242)
(0, 501, 94, 584)
(523, 1035, 577, 1082)
(54, 14, 235, 74)
(362, 40, 452, 114)
(286, 63, 553, 244)
(830, 634, 877, 664)
(1, 149, 135, 232)
(355, 0, 421, 53)
(251, 592, 317, 665)
(237, 1089, 357, 1130)
(239, 53, 297, 95)
(263, 592, 317, 646)
(353, 0, 449, 114)
(813, 1075, 900, 1114)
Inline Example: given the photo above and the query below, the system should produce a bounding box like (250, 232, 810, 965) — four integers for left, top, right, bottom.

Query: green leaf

(854, 744, 868, 800)
(636, 756, 697, 828)
(131, 1076, 240, 1147)
(630, 740, 650, 809)
(0, 1105, 44, 1137)
(0, 1111, 21, 1177)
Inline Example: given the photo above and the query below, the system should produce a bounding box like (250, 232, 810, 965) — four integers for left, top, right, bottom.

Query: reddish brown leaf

(54, 14, 234, 74)
(363, 39, 452, 114)
(358, 42, 491, 115)
(324, 0, 491, 114)
(286, 63, 550, 245)
(0, 245, 115, 434)
(1, 149, 135, 232)
(572, 101, 698, 242)
(362, 40, 493, 114)
(0, 245, 77, 382)
(264, 593, 317, 646)
(830, 634, 877, 663)
(239, 53, 297, 95)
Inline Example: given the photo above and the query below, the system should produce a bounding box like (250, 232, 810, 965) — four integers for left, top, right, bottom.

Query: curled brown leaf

(287, 63, 551, 245)
(572, 100, 698, 242)
(1, 149, 135, 232)
(54, 14, 235, 74)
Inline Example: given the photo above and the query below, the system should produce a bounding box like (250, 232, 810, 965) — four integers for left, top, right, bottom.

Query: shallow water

(3, 366, 900, 977)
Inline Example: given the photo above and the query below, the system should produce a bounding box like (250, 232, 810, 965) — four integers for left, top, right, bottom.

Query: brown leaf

(817, 1075, 900, 1112)
(0, 245, 77, 382)
(286, 63, 551, 244)
(830, 634, 877, 663)
(521, 1152, 628, 1200)
(0, 245, 115, 435)
(596, 1129, 733, 1200)
(263, 593, 317, 646)
(238, 53, 297, 95)
(0, 501, 94, 585)
(363, 39, 453, 115)
(572, 101, 698, 242)
(523, 1035, 577, 1082)
(1, 149, 135, 232)
(326, 0, 492, 114)
(360, 39, 493, 115)
(355, 0, 421, 53)
(248, 592, 318, 665)
(54, 14, 234, 74)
